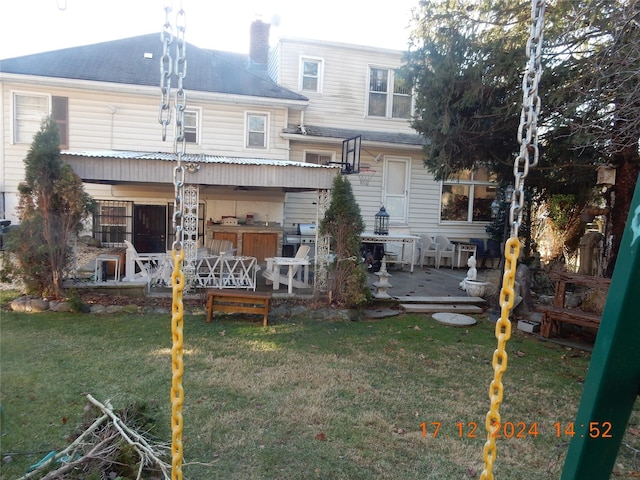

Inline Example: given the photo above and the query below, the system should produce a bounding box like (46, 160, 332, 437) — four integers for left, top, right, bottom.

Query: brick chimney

(249, 19, 270, 71)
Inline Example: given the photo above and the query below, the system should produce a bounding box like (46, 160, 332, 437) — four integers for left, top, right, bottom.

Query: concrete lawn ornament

(460, 255, 478, 290)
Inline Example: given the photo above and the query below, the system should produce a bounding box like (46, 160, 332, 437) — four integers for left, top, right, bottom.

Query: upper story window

(367, 67, 412, 119)
(300, 57, 323, 93)
(440, 168, 497, 223)
(183, 109, 199, 144)
(246, 112, 268, 149)
(305, 151, 333, 165)
(13, 93, 69, 148)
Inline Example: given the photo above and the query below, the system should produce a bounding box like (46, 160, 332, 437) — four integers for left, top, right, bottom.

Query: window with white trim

(246, 112, 268, 149)
(183, 109, 199, 144)
(14, 93, 48, 144)
(367, 67, 412, 119)
(13, 93, 69, 147)
(440, 168, 498, 223)
(300, 58, 323, 93)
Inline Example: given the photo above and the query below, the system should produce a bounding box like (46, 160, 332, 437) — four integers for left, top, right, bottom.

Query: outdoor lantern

(490, 198, 501, 219)
(374, 206, 390, 235)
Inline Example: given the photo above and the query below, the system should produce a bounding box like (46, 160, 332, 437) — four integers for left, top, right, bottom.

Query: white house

(0, 20, 496, 266)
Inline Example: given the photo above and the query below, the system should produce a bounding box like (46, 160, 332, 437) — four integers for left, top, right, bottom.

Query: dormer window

(300, 58, 323, 93)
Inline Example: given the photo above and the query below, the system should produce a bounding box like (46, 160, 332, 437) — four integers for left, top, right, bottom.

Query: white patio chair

(435, 235, 455, 269)
(262, 245, 311, 292)
(206, 238, 235, 257)
(123, 240, 170, 288)
(419, 234, 439, 268)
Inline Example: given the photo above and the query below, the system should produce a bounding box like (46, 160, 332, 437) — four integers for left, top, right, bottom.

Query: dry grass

(1, 292, 638, 479)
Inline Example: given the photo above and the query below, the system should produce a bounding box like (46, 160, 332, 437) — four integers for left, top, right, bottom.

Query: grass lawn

(1, 291, 638, 479)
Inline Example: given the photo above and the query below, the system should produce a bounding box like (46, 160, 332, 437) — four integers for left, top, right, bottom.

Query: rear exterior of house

(0, 21, 496, 263)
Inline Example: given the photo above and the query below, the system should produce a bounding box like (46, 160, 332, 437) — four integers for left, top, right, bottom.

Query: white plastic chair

(435, 235, 455, 269)
(262, 245, 311, 292)
(419, 234, 439, 268)
(206, 238, 235, 256)
(123, 240, 170, 288)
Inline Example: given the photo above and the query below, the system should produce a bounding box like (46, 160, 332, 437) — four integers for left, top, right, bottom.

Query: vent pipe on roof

(298, 111, 307, 135)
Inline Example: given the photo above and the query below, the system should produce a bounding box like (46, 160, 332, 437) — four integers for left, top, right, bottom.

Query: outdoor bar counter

(204, 224, 284, 263)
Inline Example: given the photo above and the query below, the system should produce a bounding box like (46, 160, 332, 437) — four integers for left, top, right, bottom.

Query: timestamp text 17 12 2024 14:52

(419, 421, 613, 439)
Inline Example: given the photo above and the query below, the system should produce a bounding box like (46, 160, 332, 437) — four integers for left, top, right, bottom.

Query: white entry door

(382, 157, 410, 225)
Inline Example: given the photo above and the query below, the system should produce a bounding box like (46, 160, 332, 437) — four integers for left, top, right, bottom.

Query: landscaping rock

(52, 301, 72, 312)
(30, 298, 50, 312)
(105, 305, 123, 314)
(121, 305, 140, 314)
(290, 305, 308, 317)
(10, 296, 29, 312)
(90, 304, 106, 314)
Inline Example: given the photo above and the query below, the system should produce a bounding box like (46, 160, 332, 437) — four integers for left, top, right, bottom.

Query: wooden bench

(537, 272, 610, 338)
(206, 290, 272, 327)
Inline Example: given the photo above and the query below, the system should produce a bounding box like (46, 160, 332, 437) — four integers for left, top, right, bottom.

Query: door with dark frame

(133, 205, 167, 253)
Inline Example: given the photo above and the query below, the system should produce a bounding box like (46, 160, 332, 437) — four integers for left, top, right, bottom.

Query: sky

(0, 0, 420, 60)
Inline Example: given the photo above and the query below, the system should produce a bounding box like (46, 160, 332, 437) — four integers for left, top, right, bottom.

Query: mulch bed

(77, 291, 204, 309)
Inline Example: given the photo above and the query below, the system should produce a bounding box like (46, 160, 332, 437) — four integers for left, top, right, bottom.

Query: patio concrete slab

(401, 304, 483, 314)
(394, 296, 484, 304)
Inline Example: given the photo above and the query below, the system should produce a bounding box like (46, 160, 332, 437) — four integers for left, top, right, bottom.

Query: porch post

(314, 188, 330, 293)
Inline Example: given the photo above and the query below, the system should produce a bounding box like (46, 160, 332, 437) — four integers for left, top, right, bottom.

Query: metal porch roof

(61, 150, 339, 191)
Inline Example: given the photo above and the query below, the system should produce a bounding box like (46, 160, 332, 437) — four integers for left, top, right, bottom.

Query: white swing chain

(511, 0, 545, 237)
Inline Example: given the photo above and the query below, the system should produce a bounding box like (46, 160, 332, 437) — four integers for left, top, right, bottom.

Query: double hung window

(13, 93, 68, 147)
(300, 58, 323, 93)
(183, 109, 199, 144)
(367, 68, 411, 119)
(246, 112, 268, 149)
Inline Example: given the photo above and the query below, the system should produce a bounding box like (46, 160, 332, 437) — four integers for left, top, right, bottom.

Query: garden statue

(459, 255, 478, 290)
(577, 231, 603, 276)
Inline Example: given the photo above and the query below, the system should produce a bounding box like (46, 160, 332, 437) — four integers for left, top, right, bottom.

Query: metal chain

(159, 2, 173, 142)
(160, 2, 187, 480)
(511, 0, 545, 239)
(170, 248, 185, 480)
(480, 2, 544, 479)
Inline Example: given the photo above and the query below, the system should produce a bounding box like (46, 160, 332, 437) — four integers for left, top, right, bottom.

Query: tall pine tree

(319, 175, 370, 308)
(11, 116, 94, 298)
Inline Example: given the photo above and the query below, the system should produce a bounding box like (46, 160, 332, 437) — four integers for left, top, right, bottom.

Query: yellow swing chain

(480, 1, 545, 479)
(160, 2, 187, 479)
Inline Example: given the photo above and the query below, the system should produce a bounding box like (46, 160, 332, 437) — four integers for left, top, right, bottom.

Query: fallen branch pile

(18, 394, 170, 480)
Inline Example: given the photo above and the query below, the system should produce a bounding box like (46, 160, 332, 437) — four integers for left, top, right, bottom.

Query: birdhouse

(596, 165, 616, 187)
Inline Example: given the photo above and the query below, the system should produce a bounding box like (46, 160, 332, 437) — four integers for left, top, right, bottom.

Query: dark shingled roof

(283, 125, 427, 146)
(0, 34, 307, 101)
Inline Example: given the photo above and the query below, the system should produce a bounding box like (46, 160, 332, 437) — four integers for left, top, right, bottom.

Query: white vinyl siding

(275, 39, 415, 132)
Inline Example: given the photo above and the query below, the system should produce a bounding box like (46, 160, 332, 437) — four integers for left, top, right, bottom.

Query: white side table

(95, 254, 120, 282)
(455, 243, 477, 268)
